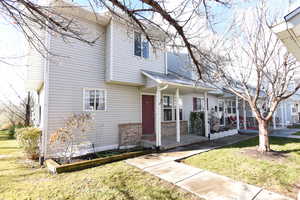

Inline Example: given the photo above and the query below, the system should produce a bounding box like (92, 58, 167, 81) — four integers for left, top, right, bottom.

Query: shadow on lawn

(221, 136, 300, 155)
(0, 136, 14, 141)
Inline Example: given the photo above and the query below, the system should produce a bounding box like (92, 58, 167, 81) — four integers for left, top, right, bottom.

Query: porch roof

(141, 70, 214, 90)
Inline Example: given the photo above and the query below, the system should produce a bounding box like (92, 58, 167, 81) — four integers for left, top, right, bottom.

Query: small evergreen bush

(8, 126, 15, 139)
(189, 112, 205, 136)
(16, 127, 41, 160)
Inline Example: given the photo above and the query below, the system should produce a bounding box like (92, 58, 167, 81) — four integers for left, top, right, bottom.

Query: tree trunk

(257, 120, 271, 152)
(25, 92, 31, 127)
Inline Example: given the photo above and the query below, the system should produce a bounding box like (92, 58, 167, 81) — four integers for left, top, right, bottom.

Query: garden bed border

(45, 150, 152, 174)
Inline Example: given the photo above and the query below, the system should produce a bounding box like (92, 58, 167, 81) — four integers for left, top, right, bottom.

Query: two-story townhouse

(26, 0, 259, 160)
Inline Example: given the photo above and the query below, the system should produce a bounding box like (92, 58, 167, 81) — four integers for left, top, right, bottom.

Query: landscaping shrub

(8, 126, 15, 139)
(50, 113, 94, 163)
(189, 112, 205, 136)
(16, 127, 41, 160)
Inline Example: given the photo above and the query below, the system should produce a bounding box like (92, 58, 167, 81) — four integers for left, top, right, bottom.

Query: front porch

(141, 70, 213, 149)
(141, 134, 208, 150)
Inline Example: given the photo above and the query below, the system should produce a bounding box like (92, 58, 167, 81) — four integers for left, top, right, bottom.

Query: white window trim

(83, 88, 107, 112)
(226, 99, 236, 114)
(194, 97, 205, 112)
(133, 31, 150, 59)
(292, 103, 298, 114)
(218, 99, 225, 126)
(162, 94, 183, 122)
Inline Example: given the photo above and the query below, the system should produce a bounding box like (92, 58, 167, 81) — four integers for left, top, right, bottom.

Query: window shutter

(193, 97, 196, 111)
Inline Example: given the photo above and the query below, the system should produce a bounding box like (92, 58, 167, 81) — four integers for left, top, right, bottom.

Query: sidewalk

(270, 128, 300, 139)
(126, 134, 293, 200)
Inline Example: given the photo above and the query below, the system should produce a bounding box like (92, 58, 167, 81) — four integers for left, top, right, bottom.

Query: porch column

(281, 102, 285, 127)
(236, 96, 240, 130)
(175, 88, 180, 143)
(204, 91, 209, 137)
(284, 101, 287, 126)
(243, 99, 247, 129)
(155, 87, 162, 147)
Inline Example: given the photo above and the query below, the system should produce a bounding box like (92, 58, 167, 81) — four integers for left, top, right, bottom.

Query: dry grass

(0, 131, 200, 200)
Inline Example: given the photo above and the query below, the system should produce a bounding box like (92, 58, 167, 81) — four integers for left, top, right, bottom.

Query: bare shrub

(50, 113, 94, 163)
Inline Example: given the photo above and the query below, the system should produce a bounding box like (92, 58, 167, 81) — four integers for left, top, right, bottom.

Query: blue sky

(0, 0, 298, 102)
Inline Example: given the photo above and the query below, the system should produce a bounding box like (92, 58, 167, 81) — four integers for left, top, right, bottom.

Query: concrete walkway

(270, 128, 300, 139)
(240, 128, 300, 139)
(126, 134, 293, 200)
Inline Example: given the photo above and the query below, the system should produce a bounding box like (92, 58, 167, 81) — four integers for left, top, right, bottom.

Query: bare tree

(1, 0, 232, 74)
(202, 3, 299, 152)
(1, 86, 34, 127)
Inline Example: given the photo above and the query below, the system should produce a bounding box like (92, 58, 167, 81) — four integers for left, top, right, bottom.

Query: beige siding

(105, 22, 112, 82)
(45, 18, 141, 156)
(181, 93, 219, 130)
(182, 93, 204, 123)
(109, 21, 165, 85)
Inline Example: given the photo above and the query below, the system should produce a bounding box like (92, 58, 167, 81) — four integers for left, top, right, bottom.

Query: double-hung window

(163, 96, 173, 121)
(174, 97, 183, 120)
(226, 100, 236, 114)
(292, 103, 298, 113)
(84, 89, 106, 111)
(193, 97, 204, 111)
(134, 32, 149, 58)
(162, 95, 183, 121)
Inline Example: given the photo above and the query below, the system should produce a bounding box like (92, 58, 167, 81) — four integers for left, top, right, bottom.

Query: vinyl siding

(181, 93, 219, 132)
(45, 18, 141, 157)
(109, 21, 165, 85)
(105, 21, 112, 82)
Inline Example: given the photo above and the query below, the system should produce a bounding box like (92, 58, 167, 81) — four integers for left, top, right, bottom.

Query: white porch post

(284, 101, 287, 126)
(243, 99, 247, 129)
(281, 102, 285, 127)
(236, 96, 240, 130)
(155, 87, 162, 147)
(204, 91, 209, 137)
(175, 88, 180, 143)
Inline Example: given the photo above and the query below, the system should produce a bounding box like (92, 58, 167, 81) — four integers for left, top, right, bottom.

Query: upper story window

(134, 32, 149, 58)
(84, 89, 106, 111)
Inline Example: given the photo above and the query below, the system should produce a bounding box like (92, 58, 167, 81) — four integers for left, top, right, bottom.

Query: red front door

(142, 95, 155, 135)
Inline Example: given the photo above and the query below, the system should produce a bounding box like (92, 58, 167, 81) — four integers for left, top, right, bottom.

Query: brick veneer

(161, 121, 188, 136)
(118, 123, 142, 147)
(119, 121, 188, 147)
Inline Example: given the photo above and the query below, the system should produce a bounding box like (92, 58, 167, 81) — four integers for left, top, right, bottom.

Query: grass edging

(45, 150, 151, 174)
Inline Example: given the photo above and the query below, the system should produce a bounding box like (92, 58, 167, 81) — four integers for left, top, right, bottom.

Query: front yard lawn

(0, 131, 199, 200)
(292, 131, 300, 136)
(183, 136, 300, 199)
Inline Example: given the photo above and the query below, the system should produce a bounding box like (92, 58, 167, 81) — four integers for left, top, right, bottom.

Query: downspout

(40, 28, 51, 165)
